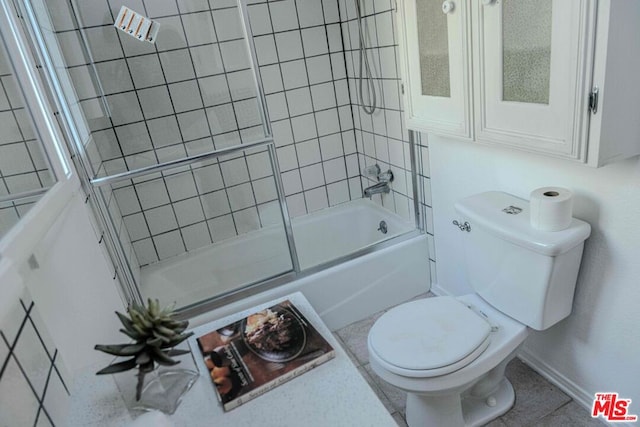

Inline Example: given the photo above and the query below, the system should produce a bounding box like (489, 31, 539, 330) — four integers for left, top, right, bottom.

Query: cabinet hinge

(401, 83, 405, 95)
(589, 86, 599, 114)
(393, 0, 398, 12)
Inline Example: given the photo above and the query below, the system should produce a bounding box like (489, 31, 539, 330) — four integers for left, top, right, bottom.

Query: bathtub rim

(175, 228, 424, 320)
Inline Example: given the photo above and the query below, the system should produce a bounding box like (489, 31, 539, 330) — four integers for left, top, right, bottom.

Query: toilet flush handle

(452, 220, 471, 232)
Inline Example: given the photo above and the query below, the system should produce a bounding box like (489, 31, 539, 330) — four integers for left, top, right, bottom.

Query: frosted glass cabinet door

(473, 0, 592, 159)
(399, 0, 472, 138)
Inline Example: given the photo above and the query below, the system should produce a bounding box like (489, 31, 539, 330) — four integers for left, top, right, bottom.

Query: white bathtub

(292, 198, 416, 268)
(140, 199, 430, 330)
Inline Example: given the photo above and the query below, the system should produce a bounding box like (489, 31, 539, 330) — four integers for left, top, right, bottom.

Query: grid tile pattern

(49, 0, 364, 266)
(0, 288, 71, 426)
(0, 41, 54, 238)
(49, 0, 272, 265)
(111, 146, 283, 265)
(75, 3, 264, 175)
(47, 0, 436, 271)
(339, 0, 435, 272)
(341, 0, 413, 218)
(247, 0, 361, 218)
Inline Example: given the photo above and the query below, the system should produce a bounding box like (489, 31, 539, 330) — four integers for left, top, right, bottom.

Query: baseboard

(518, 349, 627, 427)
(517, 349, 593, 410)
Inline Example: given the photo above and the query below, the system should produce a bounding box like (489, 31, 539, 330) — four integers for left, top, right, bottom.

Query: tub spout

(363, 167, 394, 199)
(364, 181, 391, 198)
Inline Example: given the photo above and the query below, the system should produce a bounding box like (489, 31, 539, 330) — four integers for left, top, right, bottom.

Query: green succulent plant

(95, 298, 193, 400)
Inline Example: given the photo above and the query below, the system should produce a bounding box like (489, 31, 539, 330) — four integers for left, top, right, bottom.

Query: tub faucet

(363, 164, 394, 199)
(364, 181, 391, 198)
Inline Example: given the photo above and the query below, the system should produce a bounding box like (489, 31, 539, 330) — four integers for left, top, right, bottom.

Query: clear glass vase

(113, 366, 199, 415)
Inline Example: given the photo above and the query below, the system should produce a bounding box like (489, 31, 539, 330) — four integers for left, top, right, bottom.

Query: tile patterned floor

(334, 293, 604, 427)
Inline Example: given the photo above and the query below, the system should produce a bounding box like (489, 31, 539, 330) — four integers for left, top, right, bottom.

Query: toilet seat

(368, 297, 493, 378)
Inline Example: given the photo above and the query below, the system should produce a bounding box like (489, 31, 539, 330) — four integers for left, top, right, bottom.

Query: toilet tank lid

(455, 191, 591, 256)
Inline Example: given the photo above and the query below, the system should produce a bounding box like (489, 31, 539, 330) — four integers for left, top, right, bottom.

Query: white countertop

(68, 292, 396, 427)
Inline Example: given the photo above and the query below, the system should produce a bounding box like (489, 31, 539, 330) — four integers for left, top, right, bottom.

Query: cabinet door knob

(442, 0, 455, 14)
(482, 0, 496, 5)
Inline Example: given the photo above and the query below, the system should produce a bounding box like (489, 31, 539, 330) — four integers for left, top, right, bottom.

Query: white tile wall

(45, 0, 432, 270)
(286, 87, 313, 115)
(300, 163, 325, 190)
(281, 169, 303, 195)
(305, 186, 329, 212)
(280, 62, 307, 90)
(302, 28, 329, 56)
(253, 177, 278, 204)
(208, 213, 236, 241)
(339, 0, 433, 263)
(284, 193, 306, 217)
(275, 31, 304, 62)
(269, 0, 298, 32)
(327, 180, 350, 206)
(181, 221, 210, 251)
(296, 140, 321, 167)
(257, 200, 281, 226)
(291, 113, 318, 142)
(153, 229, 185, 259)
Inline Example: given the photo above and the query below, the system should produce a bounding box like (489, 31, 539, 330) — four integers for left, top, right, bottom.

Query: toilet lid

(369, 297, 492, 375)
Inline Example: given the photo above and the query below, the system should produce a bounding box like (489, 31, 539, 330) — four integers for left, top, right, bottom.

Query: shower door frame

(17, 0, 426, 316)
(0, 0, 78, 265)
(17, 0, 302, 307)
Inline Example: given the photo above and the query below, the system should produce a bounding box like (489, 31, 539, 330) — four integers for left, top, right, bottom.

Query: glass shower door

(20, 0, 299, 309)
(0, 24, 56, 238)
(93, 142, 294, 309)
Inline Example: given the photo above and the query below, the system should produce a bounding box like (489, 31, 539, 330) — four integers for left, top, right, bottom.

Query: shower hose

(354, 0, 377, 115)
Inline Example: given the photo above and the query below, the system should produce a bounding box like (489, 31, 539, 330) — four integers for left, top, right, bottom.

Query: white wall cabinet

(399, 0, 473, 138)
(397, 0, 640, 167)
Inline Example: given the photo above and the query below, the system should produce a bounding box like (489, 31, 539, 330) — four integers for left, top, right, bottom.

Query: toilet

(367, 191, 591, 427)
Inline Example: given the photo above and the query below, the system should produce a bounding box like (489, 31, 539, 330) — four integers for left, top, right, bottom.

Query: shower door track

(176, 228, 424, 320)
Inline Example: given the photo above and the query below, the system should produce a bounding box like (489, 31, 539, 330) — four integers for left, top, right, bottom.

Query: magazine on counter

(195, 299, 336, 411)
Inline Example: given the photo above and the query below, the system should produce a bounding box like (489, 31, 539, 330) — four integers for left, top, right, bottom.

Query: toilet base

(405, 378, 515, 427)
(462, 378, 514, 426)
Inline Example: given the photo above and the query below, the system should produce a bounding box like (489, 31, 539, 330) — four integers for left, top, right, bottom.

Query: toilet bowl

(368, 294, 528, 427)
(366, 191, 591, 427)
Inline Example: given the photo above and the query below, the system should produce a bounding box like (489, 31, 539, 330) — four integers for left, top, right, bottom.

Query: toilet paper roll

(529, 187, 573, 231)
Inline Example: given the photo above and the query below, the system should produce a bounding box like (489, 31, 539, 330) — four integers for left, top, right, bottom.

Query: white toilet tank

(455, 192, 591, 330)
